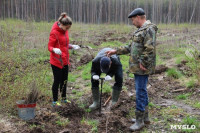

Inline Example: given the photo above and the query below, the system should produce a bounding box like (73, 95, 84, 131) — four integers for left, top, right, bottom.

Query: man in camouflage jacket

(106, 8, 158, 131)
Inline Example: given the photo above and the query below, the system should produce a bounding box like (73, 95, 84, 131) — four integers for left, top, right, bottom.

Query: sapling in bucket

(16, 81, 39, 120)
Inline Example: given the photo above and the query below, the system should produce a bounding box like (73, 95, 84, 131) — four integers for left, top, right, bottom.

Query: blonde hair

(58, 12, 72, 25)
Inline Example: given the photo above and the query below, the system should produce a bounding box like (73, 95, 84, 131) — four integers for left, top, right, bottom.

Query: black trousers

(51, 64, 68, 101)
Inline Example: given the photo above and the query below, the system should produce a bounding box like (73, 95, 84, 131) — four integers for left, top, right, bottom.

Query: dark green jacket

(116, 20, 158, 75)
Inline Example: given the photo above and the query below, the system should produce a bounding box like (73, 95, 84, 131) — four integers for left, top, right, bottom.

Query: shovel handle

(99, 78, 104, 114)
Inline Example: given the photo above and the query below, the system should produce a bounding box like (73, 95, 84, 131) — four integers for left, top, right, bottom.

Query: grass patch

(193, 102, 200, 109)
(156, 55, 164, 65)
(166, 68, 183, 79)
(160, 106, 184, 117)
(81, 62, 92, 80)
(81, 117, 99, 132)
(148, 102, 161, 109)
(186, 79, 196, 89)
(68, 73, 77, 82)
(102, 82, 112, 93)
(126, 107, 135, 118)
(176, 94, 187, 100)
(176, 93, 191, 100)
(119, 55, 129, 73)
(55, 118, 70, 127)
(181, 116, 199, 133)
(100, 41, 125, 48)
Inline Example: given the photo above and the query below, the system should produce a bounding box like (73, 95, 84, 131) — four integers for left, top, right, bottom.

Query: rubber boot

(131, 106, 150, 124)
(130, 111, 145, 131)
(111, 87, 121, 106)
(89, 88, 100, 110)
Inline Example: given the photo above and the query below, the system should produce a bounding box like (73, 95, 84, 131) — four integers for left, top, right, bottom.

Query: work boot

(89, 88, 100, 110)
(111, 88, 121, 106)
(130, 111, 145, 131)
(131, 106, 150, 124)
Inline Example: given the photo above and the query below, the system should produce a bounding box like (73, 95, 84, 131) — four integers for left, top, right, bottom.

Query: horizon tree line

(0, 0, 199, 24)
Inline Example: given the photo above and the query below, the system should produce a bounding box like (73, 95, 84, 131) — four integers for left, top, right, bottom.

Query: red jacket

(48, 22, 71, 69)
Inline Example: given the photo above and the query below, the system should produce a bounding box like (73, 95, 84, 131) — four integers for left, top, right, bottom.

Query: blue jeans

(134, 74, 149, 112)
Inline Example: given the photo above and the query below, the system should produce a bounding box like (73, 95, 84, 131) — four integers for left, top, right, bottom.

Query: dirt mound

(61, 120, 92, 133)
(98, 115, 129, 133)
(69, 53, 93, 71)
(55, 102, 85, 119)
(23, 108, 60, 133)
(177, 60, 192, 77)
(155, 65, 168, 74)
(107, 36, 129, 43)
(89, 91, 135, 133)
(78, 54, 93, 66)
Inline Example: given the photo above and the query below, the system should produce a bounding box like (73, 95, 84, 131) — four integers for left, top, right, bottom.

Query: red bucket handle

(17, 103, 36, 108)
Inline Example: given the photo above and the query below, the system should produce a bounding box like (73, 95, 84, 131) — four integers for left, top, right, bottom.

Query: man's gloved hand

(105, 75, 112, 81)
(53, 48, 62, 55)
(72, 45, 80, 50)
(93, 75, 99, 80)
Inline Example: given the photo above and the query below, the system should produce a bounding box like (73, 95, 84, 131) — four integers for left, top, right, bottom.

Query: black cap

(100, 57, 111, 73)
(128, 8, 145, 18)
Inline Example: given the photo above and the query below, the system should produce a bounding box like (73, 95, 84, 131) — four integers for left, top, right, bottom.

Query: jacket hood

(51, 21, 65, 34)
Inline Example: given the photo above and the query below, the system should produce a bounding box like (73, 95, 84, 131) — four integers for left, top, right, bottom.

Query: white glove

(53, 48, 62, 55)
(105, 75, 112, 81)
(93, 75, 99, 80)
(72, 45, 80, 50)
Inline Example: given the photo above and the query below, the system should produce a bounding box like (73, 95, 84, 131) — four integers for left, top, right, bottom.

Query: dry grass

(24, 81, 39, 104)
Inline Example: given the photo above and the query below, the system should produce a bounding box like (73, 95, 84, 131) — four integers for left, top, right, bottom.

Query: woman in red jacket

(48, 12, 79, 106)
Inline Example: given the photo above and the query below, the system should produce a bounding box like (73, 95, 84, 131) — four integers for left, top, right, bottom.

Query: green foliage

(81, 117, 99, 132)
(88, 120, 99, 132)
(148, 102, 160, 109)
(120, 55, 129, 70)
(175, 54, 186, 64)
(158, 23, 198, 29)
(166, 68, 183, 79)
(176, 94, 187, 100)
(76, 91, 84, 97)
(100, 41, 125, 48)
(102, 82, 112, 93)
(153, 118, 159, 122)
(148, 102, 155, 108)
(55, 118, 69, 127)
(78, 103, 86, 109)
(29, 124, 37, 129)
(72, 89, 77, 94)
(87, 43, 98, 49)
(186, 79, 196, 89)
(126, 107, 135, 118)
(0, 20, 53, 113)
(176, 93, 191, 100)
(156, 55, 164, 65)
(77, 65, 84, 70)
(85, 108, 92, 113)
(181, 116, 199, 133)
(185, 46, 200, 84)
(71, 90, 84, 99)
(68, 73, 77, 82)
(193, 102, 200, 109)
(81, 62, 92, 80)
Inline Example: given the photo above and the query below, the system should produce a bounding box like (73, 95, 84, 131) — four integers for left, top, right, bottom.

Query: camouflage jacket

(116, 20, 158, 75)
